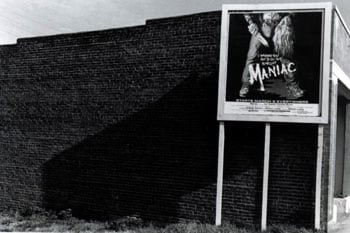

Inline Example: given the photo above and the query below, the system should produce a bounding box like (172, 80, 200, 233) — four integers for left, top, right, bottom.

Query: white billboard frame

(217, 2, 333, 124)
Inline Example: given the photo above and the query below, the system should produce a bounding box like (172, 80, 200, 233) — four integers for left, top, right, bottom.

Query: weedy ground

(0, 209, 322, 233)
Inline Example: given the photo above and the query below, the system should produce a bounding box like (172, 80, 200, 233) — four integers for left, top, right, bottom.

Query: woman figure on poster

(239, 12, 304, 99)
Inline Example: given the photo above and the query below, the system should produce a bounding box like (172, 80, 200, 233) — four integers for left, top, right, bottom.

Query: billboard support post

(315, 125, 324, 230)
(216, 122, 225, 226)
(261, 123, 271, 231)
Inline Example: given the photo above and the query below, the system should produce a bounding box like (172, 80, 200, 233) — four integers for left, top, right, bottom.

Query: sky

(0, 0, 349, 44)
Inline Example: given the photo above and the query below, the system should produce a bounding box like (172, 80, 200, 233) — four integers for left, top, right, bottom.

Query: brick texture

(268, 124, 318, 228)
(222, 122, 264, 226)
(0, 11, 221, 223)
(0, 11, 323, 228)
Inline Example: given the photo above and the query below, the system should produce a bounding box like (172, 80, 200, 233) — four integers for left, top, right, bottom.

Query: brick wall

(0, 11, 321, 228)
(0, 11, 222, 223)
(222, 122, 264, 226)
(268, 124, 318, 228)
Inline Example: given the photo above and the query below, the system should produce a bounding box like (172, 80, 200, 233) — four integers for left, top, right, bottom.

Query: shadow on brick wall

(42, 71, 220, 223)
(222, 121, 265, 227)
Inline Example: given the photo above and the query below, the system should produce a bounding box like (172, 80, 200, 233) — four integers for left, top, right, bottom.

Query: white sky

(0, 0, 348, 44)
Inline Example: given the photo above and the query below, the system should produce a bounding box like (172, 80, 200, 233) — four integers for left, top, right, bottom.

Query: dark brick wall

(0, 11, 321, 228)
(268, 124, 318, 228)
(222, 122, 265, 226)
(0, 11, 222, 223)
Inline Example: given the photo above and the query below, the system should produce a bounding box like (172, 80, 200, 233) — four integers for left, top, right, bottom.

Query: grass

(0, 210, 322, 233)
(129, 224, 321, 233)
(0, 210, 110, 232)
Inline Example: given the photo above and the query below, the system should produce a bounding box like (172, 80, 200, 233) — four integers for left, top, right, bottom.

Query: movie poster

(217, 4, 332, 123)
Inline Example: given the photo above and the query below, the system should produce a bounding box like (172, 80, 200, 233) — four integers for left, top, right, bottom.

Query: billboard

(217, 3, 332, 123)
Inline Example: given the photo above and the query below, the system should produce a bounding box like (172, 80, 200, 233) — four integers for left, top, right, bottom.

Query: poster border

(217, 2, 333, 124)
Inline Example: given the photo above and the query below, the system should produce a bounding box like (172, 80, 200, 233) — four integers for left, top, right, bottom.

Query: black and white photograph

(1, 1, 350, 233)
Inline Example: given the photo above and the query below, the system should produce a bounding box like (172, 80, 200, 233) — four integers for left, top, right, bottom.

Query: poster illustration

(217, 4, 332, 123)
